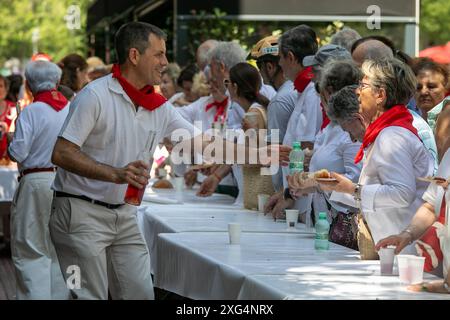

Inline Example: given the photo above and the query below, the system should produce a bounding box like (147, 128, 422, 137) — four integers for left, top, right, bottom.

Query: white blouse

(309, 123, 362, 216)
(360, 126, 434, 254)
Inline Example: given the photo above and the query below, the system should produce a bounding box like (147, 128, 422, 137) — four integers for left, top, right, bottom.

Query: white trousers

(49, 196, 154, 300)
(10, 172, 69, 300)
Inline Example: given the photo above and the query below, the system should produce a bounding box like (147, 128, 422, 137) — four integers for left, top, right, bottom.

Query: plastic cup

(257, 194, 270, 213)
(378, 247, 395, 275)
(124, 151, 152, 206)
(397, 255, 425, 284)
(285, 209, 299, 229)
(173, 177, 184, 203)
(228, 223, 241, 245)
(408, 256, 426, 284)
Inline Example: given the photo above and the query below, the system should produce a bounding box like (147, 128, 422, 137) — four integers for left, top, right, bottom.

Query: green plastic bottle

(314, 212, 330, 250)
(289, 141, 304, 175)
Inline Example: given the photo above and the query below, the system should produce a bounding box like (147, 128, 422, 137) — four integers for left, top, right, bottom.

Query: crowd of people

(2, 20, 449, 299)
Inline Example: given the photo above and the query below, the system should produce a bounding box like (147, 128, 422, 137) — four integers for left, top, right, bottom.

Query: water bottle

(314, 212, 330, 250)
(289, 141, 304, 175)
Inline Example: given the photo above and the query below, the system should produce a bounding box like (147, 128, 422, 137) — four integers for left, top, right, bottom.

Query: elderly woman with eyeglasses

(319, 58, 434, 256)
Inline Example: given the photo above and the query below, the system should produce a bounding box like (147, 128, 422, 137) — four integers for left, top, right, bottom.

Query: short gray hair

(362, 58, 417, 109)
(327, 85, 359, 122)
(318, 59, 361, 96)
(330, 27, 361, 52)
(196, 39, 219, 69)
(25, 61, 62, 94)
(208, 41, 246, 71)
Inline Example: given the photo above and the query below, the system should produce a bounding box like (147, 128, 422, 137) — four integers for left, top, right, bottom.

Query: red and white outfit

(356, 106, 434, 253)
(50, 66, 197, 300)
(9, 89, 70, 299)
(282, 67, 322, 214)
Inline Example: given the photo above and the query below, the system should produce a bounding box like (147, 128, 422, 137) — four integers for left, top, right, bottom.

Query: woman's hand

(287, 172, 317, 190)
(317, 172, 355, 194)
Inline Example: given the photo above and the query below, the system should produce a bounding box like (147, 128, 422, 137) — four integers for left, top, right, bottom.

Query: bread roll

(314, 169, 331, 179)
(153, 179, 174, 189)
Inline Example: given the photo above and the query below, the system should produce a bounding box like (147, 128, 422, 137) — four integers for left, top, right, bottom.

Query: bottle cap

(319, 212, 327, 220)
(292, 141, 301, 150)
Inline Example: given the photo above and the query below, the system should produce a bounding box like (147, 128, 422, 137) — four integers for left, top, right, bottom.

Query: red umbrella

(419, 42, 450, 64)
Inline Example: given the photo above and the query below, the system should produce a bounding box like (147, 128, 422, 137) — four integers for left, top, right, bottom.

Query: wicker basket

(243, 165, 275, 210)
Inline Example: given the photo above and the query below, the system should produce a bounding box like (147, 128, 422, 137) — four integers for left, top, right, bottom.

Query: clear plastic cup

(397, 255, 425, 284)
(257, 194, 270, 213)
(378, 247, 395, 275)
(408, 256, 425, 284)
(173, 177, 184, 203)
(285, 209, 299, 229)
(228, 223, 241, 245)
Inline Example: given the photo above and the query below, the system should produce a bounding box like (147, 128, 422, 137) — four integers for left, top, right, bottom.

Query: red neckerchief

(205, 97, 228, 122)
(354, 105, 419, 164)
(320, 102, 330, 130)
(33, 89, 68, 112)
(112, 64, 167, 111)
(293, 66, 314, 93)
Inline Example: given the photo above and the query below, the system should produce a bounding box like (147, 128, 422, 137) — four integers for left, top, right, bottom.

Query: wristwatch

(353, 183, 362, 201)
(444, 281, 450, 293)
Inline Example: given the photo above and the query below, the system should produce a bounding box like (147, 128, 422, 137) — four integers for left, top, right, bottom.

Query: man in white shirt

(8, 61, 70, 299)
(265, 25, 322, 219)
(249, 35, 297, 192)
(50, 22, 290, 300)
(183, 41, 276, 199)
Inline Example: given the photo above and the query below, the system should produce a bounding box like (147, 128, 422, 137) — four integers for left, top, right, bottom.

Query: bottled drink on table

(289, 141, 304, 175)
(314, 212, 330, 250)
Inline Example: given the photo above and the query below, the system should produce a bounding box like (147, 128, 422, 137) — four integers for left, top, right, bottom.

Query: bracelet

(403, 229, 414, 244)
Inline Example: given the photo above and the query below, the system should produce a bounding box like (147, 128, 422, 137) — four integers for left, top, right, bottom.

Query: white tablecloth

(154, 232, 449, 300)
(0, 166, 19, 202)
(137, 188, 312, 272)
(238, 273, 450, 300)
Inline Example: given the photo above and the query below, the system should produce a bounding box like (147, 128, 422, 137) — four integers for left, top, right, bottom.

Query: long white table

(136, 188, 449, 300)
(137, 188, 312, 272)
(154, 232, 449, 300)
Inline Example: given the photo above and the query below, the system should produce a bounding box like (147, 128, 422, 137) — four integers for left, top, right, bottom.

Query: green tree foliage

(0, 0, 93, 65)
(421, 0, 450, 47)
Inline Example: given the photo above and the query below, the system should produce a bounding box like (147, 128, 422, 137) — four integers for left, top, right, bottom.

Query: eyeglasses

(358, 81, 371, 91)
(223, 79, 231, 87)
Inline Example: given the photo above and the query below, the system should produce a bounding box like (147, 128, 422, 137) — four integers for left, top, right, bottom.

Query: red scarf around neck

(33, 89, 68, 112)
(293, 66, 314, 93)
(205, 97, 229, 122)
(112, 64, 166, 111)
(354, 105, 420, 164)
(320, 102, 331, 130)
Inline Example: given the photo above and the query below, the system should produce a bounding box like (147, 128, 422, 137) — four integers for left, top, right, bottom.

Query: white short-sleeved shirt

(422, 148, 450, 279)
(9, 101, 70, 172)
(283, 81, 322, 147)
(53, 75, 197, 204)
(359, 126, 434, 253)
(281, 81, 322, 213)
